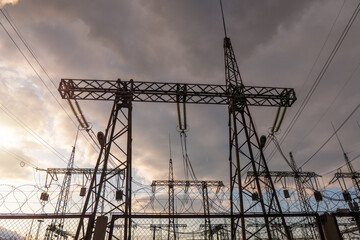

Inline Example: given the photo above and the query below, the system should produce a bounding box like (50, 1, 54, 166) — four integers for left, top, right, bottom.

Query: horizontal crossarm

(329, 172, 360, 184)
(36, 167, 123, 175)
(151, 180, 224, 187)
(247, 171, 320, 179)
(59, 79, 296, 107)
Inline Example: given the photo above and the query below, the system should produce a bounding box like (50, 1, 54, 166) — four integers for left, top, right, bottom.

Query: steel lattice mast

(168, 158, 176, 240)
(44, 138, 77, 240)
(224, 35, 292, 239)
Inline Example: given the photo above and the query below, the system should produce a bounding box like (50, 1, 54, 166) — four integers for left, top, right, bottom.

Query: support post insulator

(283, 189, 290, 199)
(343, 191, 352, 201)
(259, 135, 267, 149)
(314, 191, 323, 202)
(97, 131, 105, 147)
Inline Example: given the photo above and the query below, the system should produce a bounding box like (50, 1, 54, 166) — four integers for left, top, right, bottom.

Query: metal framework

(58, 35, 296, 239)
(44, 146, 76, 240)
(152, 179, 224, 240)
(168, 158, 176, 240)
(247, 152, 322, 239)
(59, 79, 295, 107)
(224, 36, 294, 239)
(150, 224, 187, 240)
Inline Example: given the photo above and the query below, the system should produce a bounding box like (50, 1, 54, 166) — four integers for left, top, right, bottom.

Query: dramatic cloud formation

(0, 0, 359, 190)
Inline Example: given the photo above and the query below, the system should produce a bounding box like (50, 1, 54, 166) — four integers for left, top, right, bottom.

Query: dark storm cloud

(9, 0, 315, 82)
(1, 0, 359, 187)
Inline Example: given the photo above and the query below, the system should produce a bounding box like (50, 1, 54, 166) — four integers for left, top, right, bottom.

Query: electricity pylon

(58, 41, 296, 240)
(44, 133, 78, 240)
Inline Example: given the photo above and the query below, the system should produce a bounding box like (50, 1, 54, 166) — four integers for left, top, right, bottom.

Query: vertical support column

(74, 79, 133, 240)
(168, 159, 176, 240)
(319, 213, 342, 240)
(202, 182, 213, 240)
(224, 36, 290, 239)
(123, 93, 133, 240)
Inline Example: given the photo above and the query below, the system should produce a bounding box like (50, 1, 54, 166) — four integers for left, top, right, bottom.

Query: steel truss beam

(247, 171, 320, 186)
(59, 79, 296, 107)
(36, 167, 124, 176)
(152, 180, 224, 188)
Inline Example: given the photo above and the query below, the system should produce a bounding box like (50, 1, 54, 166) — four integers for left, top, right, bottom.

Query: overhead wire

(265, 1, 346, 161)
(292, 59, 360, 152)
(0, 145, 36, 169)
(275, 0, 360, 152)
(321, 153, 360, 177)
(299, 103, 360, 169)
(0, 9, 99, 155)
(293, 0, 346, 100)
(0, 104, 69, 163)
(0, 14, 78, 128)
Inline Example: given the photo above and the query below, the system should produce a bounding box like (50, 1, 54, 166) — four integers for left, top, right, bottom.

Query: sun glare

(0, 0, 19, 8)
(0, 126, 18, 148)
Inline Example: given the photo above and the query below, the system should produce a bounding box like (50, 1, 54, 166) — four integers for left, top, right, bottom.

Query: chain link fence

(2, 213, 360, 239)
(107, 214, 322, 240)
(0, 214, 89, 240)
(334, 212, 360, 240)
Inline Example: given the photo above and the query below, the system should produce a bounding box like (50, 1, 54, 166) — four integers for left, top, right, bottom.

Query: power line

(1, 9, 58, 90)
(0, 10, 99, 154)
(0, 104, 69, 163)
(265, 1, 351, 162)
(0, 16, 79, 128)
(0, 145, 37, 169)
(294, 0, 346, 100)
(300, 103, 360, 169)
(278, 1, 360, 148)
(321, 153, 360, 177)
(292, 58, 360, 152)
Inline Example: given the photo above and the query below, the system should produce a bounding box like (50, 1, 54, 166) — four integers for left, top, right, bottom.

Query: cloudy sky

(0, 0, 359, 190)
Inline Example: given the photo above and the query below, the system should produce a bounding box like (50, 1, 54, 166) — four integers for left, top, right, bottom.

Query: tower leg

(75, 81, 133, 239)
(228, 103, 291, 240)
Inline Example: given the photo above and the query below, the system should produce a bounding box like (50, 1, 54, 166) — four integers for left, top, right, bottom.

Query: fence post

(94, 216, 108, 240)
(319, 213, 342, 240)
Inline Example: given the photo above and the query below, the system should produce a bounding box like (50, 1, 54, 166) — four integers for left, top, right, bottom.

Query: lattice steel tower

(58, 5, 296, 238)
(44, 132, 78, 240)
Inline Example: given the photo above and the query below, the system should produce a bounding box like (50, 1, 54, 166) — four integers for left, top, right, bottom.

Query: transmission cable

(321, 153, 360, 177)
(265, 1, 345, 162)
(292, 59, 360, 152)
(0, 145, 36, 168)
(0, 104, 69, 163)
(0, 10, 99, 153)
(294, 0, 346, 100)
(300, 103, 360, 169)
(277, 1, 360, 149)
